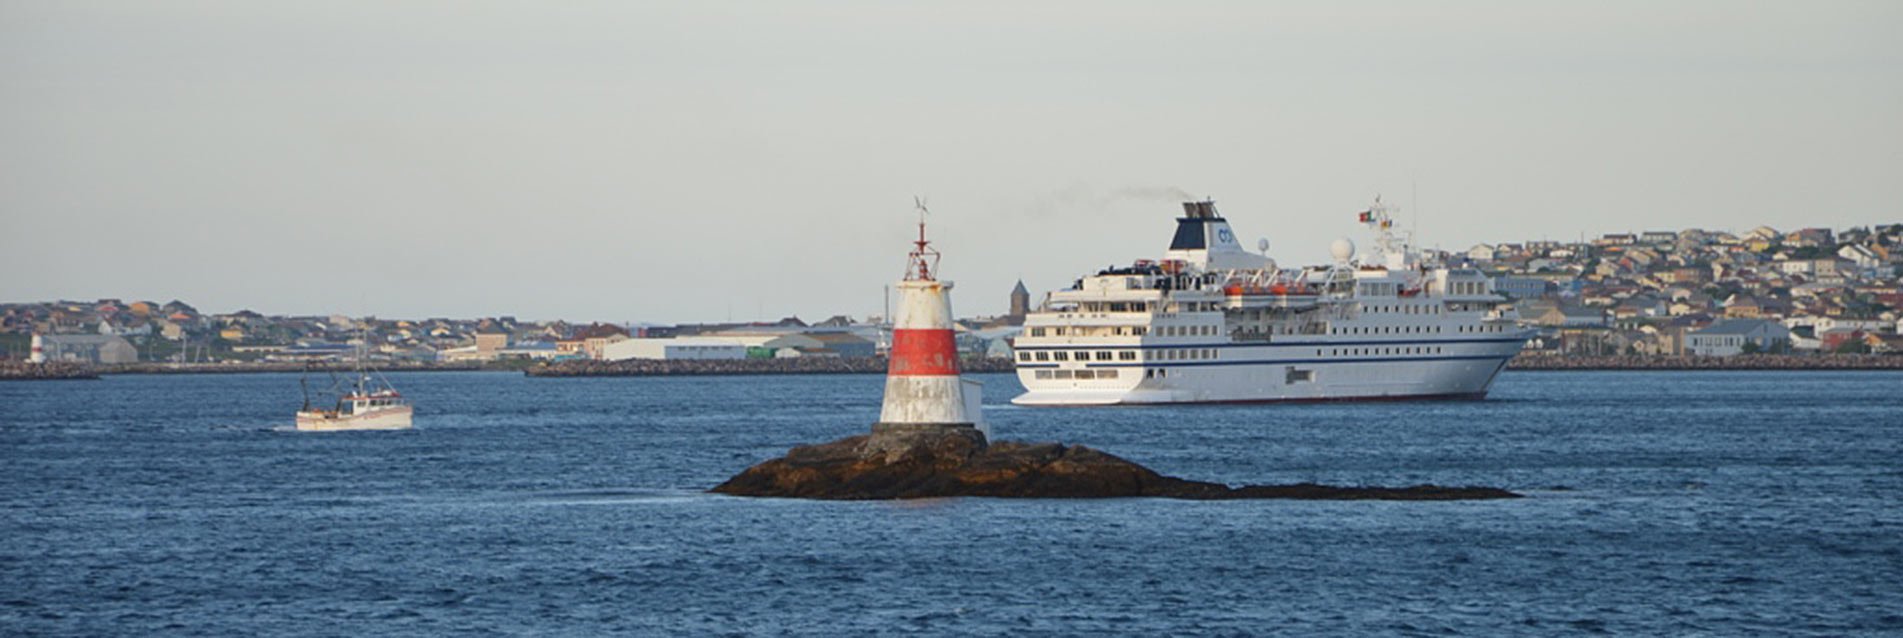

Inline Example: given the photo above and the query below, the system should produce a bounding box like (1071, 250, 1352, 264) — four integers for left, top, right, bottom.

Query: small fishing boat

(295, 342, 413, 431)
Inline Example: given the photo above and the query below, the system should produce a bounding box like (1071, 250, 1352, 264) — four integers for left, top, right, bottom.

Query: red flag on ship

(1357, 211, 1373, 223)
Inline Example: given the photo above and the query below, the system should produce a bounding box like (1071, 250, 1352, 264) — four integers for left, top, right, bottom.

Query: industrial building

(601, 337, 747, 361)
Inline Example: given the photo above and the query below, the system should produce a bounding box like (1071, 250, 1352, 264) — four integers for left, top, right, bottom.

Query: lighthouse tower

(875, 204, 984, 434)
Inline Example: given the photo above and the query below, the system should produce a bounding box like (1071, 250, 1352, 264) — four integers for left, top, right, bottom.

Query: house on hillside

(474, 322, 510, 356)
(1722, 294, 1764, 319)
(1784, 228, 1834, 248)
(1533, 305, 1608, 328)
(575, 324, 631, 360)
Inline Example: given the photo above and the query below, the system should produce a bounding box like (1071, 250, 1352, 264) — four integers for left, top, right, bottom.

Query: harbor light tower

(875, 200, 985, 434)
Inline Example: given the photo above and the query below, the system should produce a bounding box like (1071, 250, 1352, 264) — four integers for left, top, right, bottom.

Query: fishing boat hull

(295, 406, 414, 431)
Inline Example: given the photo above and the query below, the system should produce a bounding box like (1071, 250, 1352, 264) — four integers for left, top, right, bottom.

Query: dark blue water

(3, 371, 1900, 635)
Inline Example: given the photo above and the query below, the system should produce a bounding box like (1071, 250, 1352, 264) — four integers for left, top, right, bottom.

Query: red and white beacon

(876, 202, 985, 434)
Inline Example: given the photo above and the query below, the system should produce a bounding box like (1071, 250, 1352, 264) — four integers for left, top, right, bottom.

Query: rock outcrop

(712, 427, 1519, 501)
(0, 362, 99, 381)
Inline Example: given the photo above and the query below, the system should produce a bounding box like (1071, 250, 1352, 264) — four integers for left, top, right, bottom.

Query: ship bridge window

(1030, 328, 1045, 337)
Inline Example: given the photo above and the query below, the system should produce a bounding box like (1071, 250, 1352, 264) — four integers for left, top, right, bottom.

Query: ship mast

(1358, 195, 1416, 267)
(356, 322, 369, 397)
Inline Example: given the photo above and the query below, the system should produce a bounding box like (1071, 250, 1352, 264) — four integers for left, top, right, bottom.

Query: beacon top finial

(906, 196, 941, 282)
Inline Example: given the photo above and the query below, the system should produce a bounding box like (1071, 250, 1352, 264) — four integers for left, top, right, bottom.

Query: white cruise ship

(1011, 198, 1534, 405)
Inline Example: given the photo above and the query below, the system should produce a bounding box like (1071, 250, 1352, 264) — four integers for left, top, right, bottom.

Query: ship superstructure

(1010, 198, 1533, 405)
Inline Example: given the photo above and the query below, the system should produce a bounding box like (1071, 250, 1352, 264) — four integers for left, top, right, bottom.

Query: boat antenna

(362, 317, 400, 395)
(1411, 178, 1419, 249)
(299, 368, 312, 411)
(356, 323, 369, 397)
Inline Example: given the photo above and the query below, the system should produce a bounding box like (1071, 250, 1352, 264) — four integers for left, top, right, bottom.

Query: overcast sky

(3, 1, 1898, 322)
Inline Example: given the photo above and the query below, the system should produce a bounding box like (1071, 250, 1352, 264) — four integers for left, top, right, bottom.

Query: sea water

(2, 370, 1899, 635)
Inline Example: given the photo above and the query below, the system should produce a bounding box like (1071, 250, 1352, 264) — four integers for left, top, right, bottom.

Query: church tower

(1008, 280, 1030, 320)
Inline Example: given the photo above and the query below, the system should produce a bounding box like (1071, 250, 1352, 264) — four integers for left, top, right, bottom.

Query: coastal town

(5, 222, 1902, 373)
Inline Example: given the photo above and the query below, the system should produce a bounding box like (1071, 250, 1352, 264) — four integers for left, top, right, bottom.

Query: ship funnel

(1181, 200, 1219, 219)
(1164, 199, 1269, 272)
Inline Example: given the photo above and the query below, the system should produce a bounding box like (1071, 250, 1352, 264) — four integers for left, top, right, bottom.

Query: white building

(601, 337, 746, 361)
(30, 334, 139, 364)
(1687, 319, 1792, 356)
(1839, 244, 1884, 271)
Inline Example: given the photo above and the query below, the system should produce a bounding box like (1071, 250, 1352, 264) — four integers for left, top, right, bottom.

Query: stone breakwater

(526, 357, 1016, 377)
(97, 361, 487, 375)
(1508, 354, 1903, 371)
(713, 427, 1520, 501)
(0, 362, 100, 381)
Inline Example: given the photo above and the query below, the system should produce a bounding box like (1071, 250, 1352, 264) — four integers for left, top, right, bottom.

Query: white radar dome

(1330, 237, 1356, 262)
(1256, 238, 1271, 254)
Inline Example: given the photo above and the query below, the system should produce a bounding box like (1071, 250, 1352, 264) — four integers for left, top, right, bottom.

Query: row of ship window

(1020, 344, 1453, 363)
(1449, 281, 1489, 295)
(1031, 369, 1123, 380)
(1362, 303, 1441, 314)
(1031, 322, 1502, 339)
(1027, 325, 1217, 338)
(1332, 323, 1506, 335)
(1019, 350, 1141, 362)
(1319, 346, 1446, 357)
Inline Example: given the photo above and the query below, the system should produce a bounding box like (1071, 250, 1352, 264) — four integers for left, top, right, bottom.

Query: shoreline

(1505, 354, 1903, 371)
(4, 354, 1897, 381)
(523, 357, 1019, 377)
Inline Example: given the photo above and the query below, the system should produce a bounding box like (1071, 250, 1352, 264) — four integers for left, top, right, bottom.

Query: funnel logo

(1216, 227, 1235, 245)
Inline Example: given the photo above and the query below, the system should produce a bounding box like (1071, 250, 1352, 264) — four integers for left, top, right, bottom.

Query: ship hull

(1011, 335, 1526, 406)
(295, 406, 414, 431)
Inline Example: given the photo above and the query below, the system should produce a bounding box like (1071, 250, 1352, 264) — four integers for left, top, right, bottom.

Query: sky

(3, 1, 1899, 322)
